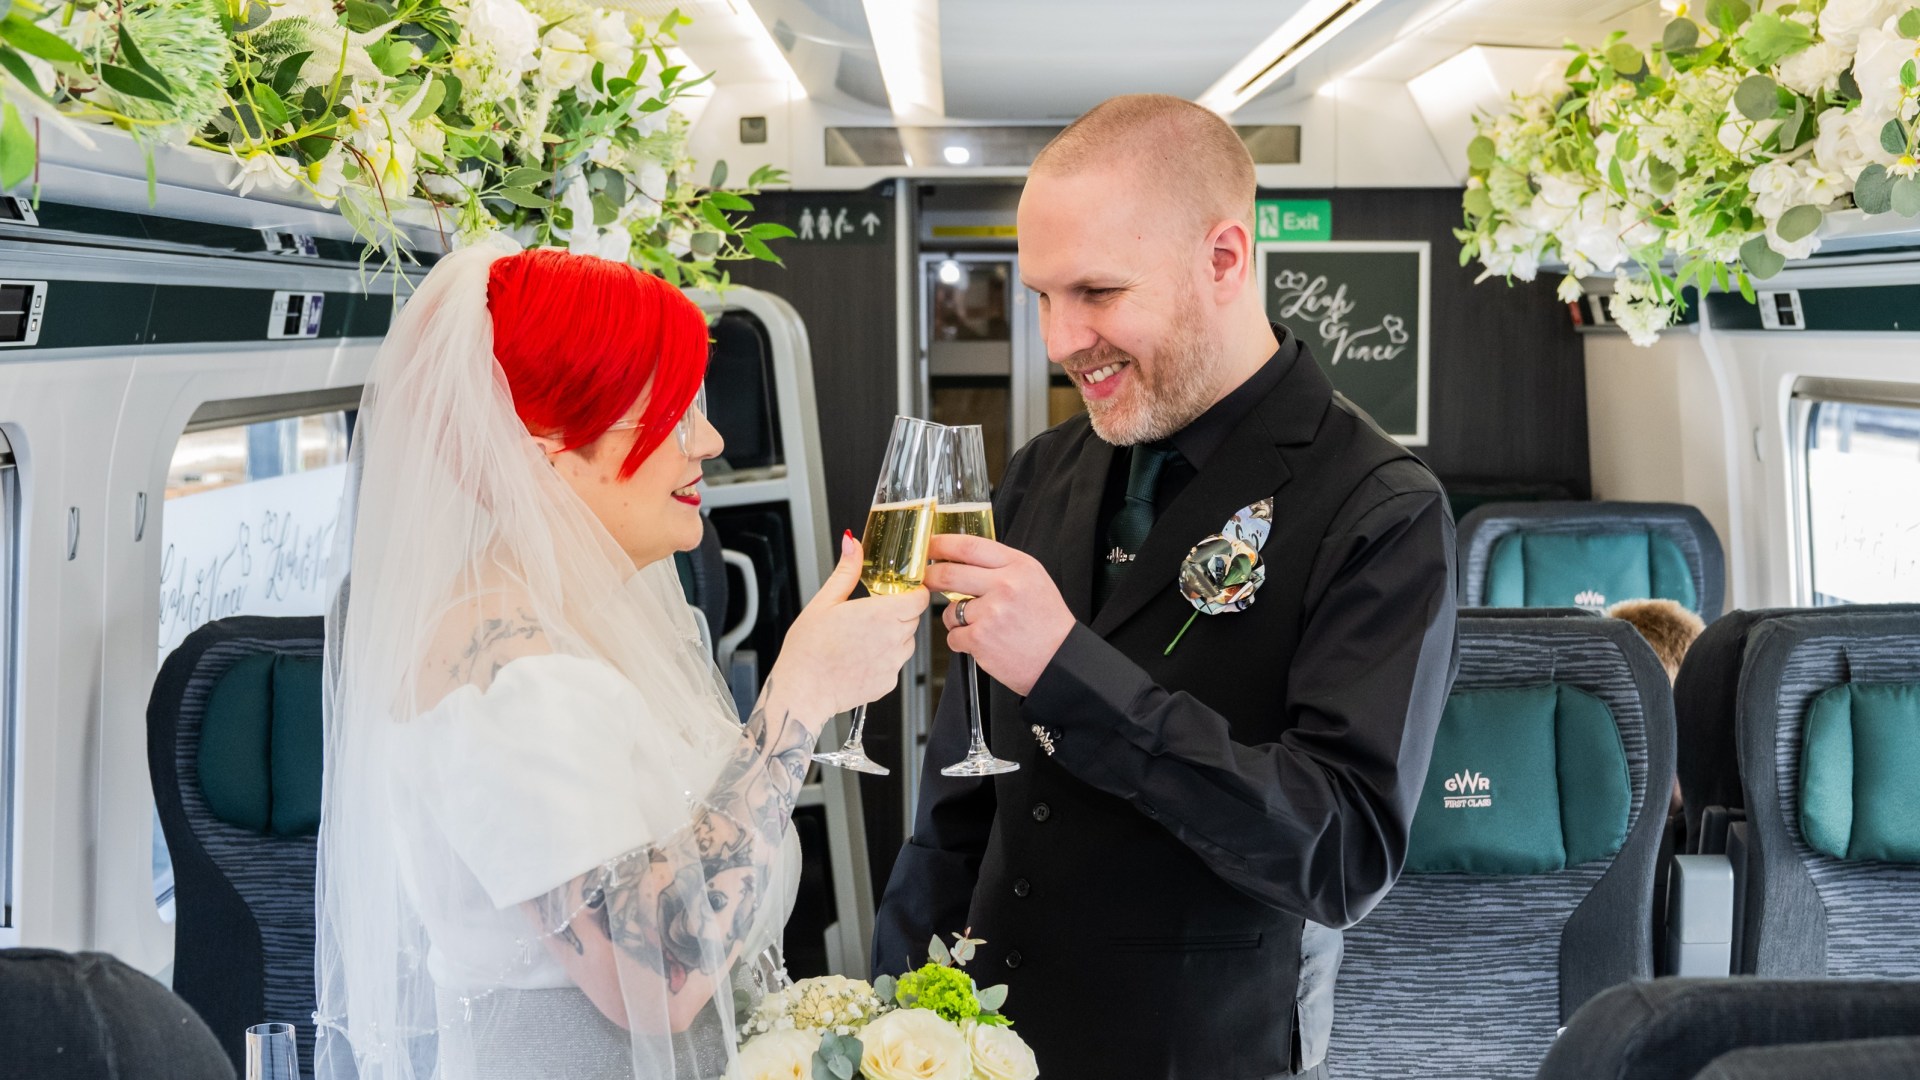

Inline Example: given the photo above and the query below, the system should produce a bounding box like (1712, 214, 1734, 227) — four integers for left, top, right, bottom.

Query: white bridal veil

(316, 237, 798, 1080)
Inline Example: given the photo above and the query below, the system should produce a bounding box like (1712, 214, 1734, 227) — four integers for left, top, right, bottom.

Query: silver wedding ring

(954, 598, 971, 626)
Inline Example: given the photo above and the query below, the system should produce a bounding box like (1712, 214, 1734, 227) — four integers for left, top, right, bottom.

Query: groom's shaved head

(1030, 94, 1256, 239)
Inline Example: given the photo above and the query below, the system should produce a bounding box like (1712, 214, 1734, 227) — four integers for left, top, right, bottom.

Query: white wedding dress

(397, 653, 801, 1080)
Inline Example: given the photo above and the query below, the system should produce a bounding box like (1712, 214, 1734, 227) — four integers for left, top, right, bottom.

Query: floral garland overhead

(0, 0, 791, 285)
(1459, 0, 1920, 344)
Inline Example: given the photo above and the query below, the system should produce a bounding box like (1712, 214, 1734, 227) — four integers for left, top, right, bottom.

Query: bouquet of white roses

(730, 932, 1039, 1080)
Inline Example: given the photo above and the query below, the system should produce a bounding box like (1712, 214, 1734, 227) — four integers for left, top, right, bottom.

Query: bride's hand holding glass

(769, 531, 929, 732)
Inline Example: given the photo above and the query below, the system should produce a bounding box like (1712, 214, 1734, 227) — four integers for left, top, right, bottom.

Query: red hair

(487, 247, 709, 479)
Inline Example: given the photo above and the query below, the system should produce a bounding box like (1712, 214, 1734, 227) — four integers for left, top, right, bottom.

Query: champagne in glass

(816, 416, 943, 775)
(936, 425, 1018, 777)
(861, 499, 937, 596)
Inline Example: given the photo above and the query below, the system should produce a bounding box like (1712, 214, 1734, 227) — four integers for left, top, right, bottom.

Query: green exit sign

(1256, 199, 1332, 242)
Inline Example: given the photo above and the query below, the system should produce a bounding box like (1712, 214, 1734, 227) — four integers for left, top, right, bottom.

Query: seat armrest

(1667, 855, 1735, 976)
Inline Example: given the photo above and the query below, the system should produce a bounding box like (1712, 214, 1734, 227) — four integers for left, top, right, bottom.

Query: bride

(315, 239, 927, 1080)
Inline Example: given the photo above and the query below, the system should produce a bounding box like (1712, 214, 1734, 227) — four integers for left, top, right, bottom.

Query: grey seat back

(1459, 501, 1725, 619)
(1331, 616, 1675, 1079)
(1735, 609, 1920, 977)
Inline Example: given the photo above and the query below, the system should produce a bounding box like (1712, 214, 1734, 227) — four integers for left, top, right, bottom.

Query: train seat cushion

(195, 651, 324, 837)
(1484, 529, 1698, 612)
(1798, 682, 1920, 863)
(1407, 684, 1631, 875)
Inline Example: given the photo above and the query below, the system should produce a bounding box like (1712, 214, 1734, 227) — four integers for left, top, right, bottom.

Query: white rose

(1814, 108, 1891, 177)
(1818, 0, 1900, 49)
(965, 1023, 1038, 1080)
(467, 0, 540, 74)
(859, 1009, 972, 1080)
(581, 9, 635, 69)
(1748, 161, 1801, 219)
(539, 27, 595, 90)
(1855, 20, 1920, 124)
(1535, 172, 1587, 209)
(1487, 222, 1542, 281)
(1558, 199, 1628, 276)
(1775, 41, 1849, 98)
(727, 1029, 820, 1080)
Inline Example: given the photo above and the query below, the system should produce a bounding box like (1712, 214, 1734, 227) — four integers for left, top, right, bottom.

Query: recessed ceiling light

(938, 260, 963, 285)
(943, 145, 971, 165)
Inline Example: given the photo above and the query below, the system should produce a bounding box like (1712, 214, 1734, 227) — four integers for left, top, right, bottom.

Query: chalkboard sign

(1259, 241, 1430, 445)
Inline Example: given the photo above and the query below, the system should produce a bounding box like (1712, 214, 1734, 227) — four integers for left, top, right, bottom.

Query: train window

(1798, 381, 1920, 605)
(153, 394, 356, 918)
(0, 430, 15, 936)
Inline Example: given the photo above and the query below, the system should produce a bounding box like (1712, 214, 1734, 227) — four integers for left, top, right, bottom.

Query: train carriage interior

(4, 0, 1920, 1076)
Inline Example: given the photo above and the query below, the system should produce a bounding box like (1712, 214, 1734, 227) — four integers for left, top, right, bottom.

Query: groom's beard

(1075, 289, 1220, 447)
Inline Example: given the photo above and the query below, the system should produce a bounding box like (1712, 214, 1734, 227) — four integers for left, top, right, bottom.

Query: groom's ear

(1206, 218, 1256, 298)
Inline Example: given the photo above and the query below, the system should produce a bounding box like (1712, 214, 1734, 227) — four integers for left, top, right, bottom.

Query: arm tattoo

(450, 607, 541, 685)
(585, 679, 813, 994)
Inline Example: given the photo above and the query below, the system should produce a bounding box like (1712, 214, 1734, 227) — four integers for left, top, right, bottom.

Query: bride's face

(537, 397, 723, 569)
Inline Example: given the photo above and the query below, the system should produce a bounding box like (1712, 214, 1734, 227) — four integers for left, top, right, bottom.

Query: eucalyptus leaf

(929, 936, 952, 967)
(1466, 135, 1496, 171)
(366, 35, 414, 78)
(1463, 187, 1495, 217)
(1839, 65, 1862, 100)
(1902, 7, 1920, 38)
(1855, 163, 1895, 214)
(410, 77, 446, 120)
(1882, 118, 1908, 156)
(1905, 59, 1918, 88)
(343, 0, 391, 32)
(101, 63, 172, 103)
(0, 99, 30, 190)
(1, 15, 85, 65)
(592, 192, 620, 226)
(874, 974, 897, 1002)
(234, 0, 272, 31)
(272, 50, 313, 96)
(1893, 176, 1920, 217)
(1607, 41, 1644, 74)
(1734, 75, 1778, 121)
(977, 984, 1009, 1011)
(1778, 95, 1807, 151)
(1663, 18, 1699, 51)
(1740, 233, 1786, 278)
(1648, 157, 1677, 196)
(709, 159, 727, 189)
(1775, 203, 1822, 242)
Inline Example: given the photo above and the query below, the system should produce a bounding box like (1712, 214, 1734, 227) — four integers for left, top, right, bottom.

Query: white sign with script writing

(157, 464, 347, 665)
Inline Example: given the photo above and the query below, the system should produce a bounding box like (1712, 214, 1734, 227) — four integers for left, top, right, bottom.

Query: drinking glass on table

(814, 415, 943, 775)
(245, 1023, 298, 1080)
(932, 425, 1020, 777)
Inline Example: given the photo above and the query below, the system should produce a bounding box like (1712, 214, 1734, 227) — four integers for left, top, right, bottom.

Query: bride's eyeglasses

(603, 385, 708, 457)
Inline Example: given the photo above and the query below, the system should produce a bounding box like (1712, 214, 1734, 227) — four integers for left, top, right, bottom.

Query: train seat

(1459, 502, 1725, 620)
(1330, 615, 1676, 1079)
(1717, 608, 1920, 977)
(1537, 977, 1920, 1080)
(148, 615, 325, 1076)
(0, 947, 235, 1079)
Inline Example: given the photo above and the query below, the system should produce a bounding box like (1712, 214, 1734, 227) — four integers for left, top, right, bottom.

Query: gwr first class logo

(1575, 589, 1607, 609)
(1443, 770, 1493, 810)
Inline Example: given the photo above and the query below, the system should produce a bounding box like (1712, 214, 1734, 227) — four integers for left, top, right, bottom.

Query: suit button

(1031, 803, 1051, 822)
(1005, 950, 1023, 969)
(1013, 878, 1031, 898)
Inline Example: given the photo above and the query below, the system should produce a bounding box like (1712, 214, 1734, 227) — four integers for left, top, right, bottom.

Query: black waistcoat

(964, 341, 1413, 1080)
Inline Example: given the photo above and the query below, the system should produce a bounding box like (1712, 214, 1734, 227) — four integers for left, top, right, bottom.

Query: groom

(872, 95, 1459, 1080)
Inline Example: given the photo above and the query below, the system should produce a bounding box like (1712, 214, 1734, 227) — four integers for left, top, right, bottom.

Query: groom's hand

(923, 534, 1075, 697)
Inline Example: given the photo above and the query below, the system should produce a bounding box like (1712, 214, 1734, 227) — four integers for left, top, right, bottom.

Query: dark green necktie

(1097, 443, 1179, 611)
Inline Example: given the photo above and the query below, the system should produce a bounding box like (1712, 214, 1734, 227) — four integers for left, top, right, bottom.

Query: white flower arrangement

(1461, 0, 1920, 343)
(731, 933, 1039, 1080)
(0, 0, 790, 284)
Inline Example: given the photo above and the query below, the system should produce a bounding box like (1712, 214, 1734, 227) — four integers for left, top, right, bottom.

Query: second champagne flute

(935, 424, 1018, 777)
(814, 415, 943, 775)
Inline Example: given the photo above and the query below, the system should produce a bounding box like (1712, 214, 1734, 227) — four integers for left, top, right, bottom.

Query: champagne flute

(815, 415, 943, 775)
(935, 425, 1019, 777)
(245, 1023, 298, 1080)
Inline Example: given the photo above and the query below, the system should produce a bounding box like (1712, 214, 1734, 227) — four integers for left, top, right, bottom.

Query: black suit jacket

(873, 338, 1459, 1080)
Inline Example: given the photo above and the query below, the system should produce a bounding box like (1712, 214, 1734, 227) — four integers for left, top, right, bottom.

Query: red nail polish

(844, 529, 854, 540)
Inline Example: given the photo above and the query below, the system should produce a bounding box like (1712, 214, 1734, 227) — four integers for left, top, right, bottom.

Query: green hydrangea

(894, 963, 980, 1024)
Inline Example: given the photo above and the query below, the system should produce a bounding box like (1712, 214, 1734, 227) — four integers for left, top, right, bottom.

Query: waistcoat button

(1005, 950, 1023, 969)
(1013, 878, 1031, 898)
(1031, 803, 1051, 822)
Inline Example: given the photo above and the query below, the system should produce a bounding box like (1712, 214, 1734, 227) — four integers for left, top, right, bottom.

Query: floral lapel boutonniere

(1165, 498, 1273, 656)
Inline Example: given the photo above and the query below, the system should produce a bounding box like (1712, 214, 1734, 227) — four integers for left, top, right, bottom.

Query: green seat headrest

(1406, 684, 1631, 875)
(196, 652, 324, 837)
(1486, 529, 1698, 612)
(1800, 682, 1920, 863)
